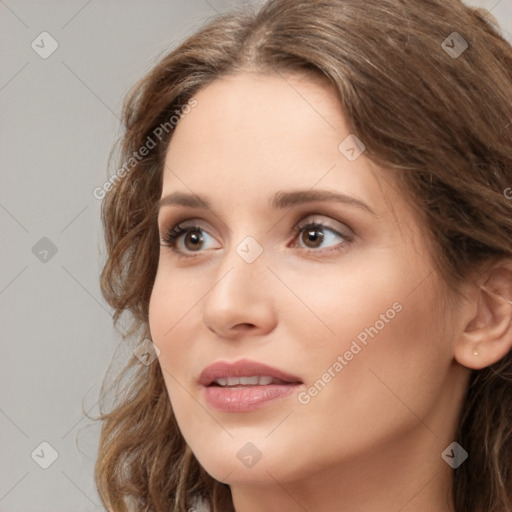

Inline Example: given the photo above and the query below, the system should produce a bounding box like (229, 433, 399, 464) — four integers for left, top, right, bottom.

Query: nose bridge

(201, 227, 276, 335)
(214, 229, 268, 297)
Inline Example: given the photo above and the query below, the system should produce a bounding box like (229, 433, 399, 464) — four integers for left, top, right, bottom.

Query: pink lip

(199, 359, 303, 413)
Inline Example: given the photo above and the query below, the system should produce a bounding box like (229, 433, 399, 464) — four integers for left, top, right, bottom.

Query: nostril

(235, 323, 256, 331)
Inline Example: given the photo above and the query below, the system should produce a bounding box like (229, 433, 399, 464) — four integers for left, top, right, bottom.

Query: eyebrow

(156, 189, 377, 216)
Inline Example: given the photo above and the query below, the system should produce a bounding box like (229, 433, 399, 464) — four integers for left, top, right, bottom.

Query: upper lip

(199, 358, 303, 386)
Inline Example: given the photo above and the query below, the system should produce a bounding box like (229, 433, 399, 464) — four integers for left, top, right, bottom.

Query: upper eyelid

(158, 216, 215, 234)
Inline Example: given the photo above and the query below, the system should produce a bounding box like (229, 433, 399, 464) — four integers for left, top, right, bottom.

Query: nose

(201, 240, 277, 340)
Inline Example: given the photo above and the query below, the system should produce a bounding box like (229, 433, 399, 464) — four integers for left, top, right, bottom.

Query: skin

(148, 71, 511, 512)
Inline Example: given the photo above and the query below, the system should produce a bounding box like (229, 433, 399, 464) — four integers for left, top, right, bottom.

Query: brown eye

(160, 223, 217, 255)
(183, 229, 204, 251)
(301, 227, 325, 248)
(293, 220, 351, 252)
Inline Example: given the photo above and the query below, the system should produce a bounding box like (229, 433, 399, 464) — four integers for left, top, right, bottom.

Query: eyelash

(159, 217, 353, 259)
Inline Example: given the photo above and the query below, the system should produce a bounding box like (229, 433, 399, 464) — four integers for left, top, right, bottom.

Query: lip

(199, 358, 303, 412)
(199, 359, 302, 386)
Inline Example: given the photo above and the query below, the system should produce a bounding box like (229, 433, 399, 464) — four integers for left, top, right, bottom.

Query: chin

(189, 436, 309, 485)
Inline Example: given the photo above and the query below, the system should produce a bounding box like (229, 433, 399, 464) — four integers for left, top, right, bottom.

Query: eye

(159, 216, 353, 258)
(290, 217, 353, 252)
(160, 222, 219, 257)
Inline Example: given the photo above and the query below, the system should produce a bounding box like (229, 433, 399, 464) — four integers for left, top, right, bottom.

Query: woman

(94, 0, 512, 510)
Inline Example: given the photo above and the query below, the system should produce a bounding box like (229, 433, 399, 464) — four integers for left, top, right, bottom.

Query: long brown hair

(93, 1, 512, 510)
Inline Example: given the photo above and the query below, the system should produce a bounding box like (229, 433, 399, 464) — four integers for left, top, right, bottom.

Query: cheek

(297, 276, 451, 435)
(148, 279, 203, 446)
(283, 258, 451, 432)
(274, 255, 406, 355)
(148, 272, 194, 382)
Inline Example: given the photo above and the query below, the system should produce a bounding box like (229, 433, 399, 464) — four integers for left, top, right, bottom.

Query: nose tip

(201, 254, 277, 339)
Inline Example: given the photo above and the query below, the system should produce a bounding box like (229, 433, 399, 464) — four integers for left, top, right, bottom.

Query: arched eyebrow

(156, 189, 378, 216)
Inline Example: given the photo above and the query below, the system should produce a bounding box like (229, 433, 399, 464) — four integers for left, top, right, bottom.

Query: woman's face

(149, 72, 469, 488)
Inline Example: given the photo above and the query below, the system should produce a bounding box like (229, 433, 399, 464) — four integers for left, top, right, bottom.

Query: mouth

(210, 375, 293, 387)
(199, 359, 303, 412)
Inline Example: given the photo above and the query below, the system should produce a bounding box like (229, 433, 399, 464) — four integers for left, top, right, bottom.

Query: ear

(454, 259, 512, 370)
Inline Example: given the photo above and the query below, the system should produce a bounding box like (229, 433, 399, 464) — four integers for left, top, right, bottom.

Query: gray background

(1, 1, 511, 510)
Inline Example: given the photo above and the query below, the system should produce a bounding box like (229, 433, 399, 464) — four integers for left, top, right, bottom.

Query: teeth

(240, 376, 260, 385)
(212, 376, 281, 387)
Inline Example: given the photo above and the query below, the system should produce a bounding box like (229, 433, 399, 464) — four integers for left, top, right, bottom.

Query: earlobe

(454, 260, 512, 371)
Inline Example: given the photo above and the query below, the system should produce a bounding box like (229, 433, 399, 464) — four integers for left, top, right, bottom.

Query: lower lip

(203, 384, 301, 412)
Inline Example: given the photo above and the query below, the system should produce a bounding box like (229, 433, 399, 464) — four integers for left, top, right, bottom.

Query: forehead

(161, 72, 399, 221)
(166, 72, 340, 160)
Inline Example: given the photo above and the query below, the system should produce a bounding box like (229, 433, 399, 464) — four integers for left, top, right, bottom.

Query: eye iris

(302, 227, 324, 248)
(185, 230, 203, 251)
